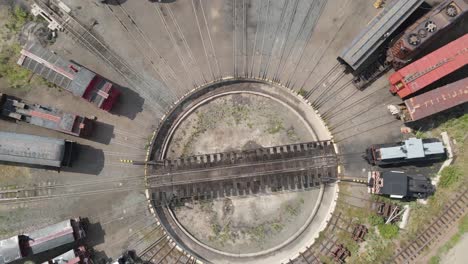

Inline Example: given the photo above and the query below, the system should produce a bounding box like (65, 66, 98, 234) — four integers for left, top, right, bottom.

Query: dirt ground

(175, 190, 320, 253)
(440, 234, 468, 264)
(166, 92, 314, 158)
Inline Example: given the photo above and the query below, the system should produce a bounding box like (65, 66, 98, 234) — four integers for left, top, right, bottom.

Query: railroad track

(33, 0, 171, 113)
(149, 141, 338, 205)
(393, 189, 468, 264)
(138, 230, 198, 264)
(0, 176, 145, 204)
(287, 211, 355, 264)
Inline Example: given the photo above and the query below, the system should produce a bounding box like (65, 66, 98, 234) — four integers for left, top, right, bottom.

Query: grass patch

(298, 88, 307, 97)
(265, 118, 284, 134)
(378, 223, 399, 239)
(368, 214, 384, 226)
(0, 42, 31, 88)
(438, 165, 462, 188)
(0, 6, 43, 89)
(4, 6, 32, 34)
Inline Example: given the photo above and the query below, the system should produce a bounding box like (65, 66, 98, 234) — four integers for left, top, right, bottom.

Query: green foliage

(439, 165, 462, 188)
(378, 224, 399, 239)
(5, 6, 31, 33)
(298, 89, 307, 97)
(368, 214, 384, 226)
(429, 256, 441, 264)
(439, 113, 468, 145)
(0, 43, 31, 88)
(415, 130, 427, 139)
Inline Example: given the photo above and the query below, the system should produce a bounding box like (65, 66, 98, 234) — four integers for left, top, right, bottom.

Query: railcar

(388, 34, 468, 98)
(0, 218, 86, 264)
(368, 170, 434, 199)
(365, 137, 446, 166)
(0, 94, 94, 137)
(0, 132, 75, 168)
(387, 0, 468, 69)
(337, 0, 426, 89)
(388, 77, 468, 123)
(17, 42, 120, 111)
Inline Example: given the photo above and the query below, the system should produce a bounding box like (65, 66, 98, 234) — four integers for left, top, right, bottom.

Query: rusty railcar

(389, 77, 468, 123)
(337, 0, 425, 89)
(0, 94, 94, 137)
(387, 0, 468, 69)
(388, 34, 467, 98)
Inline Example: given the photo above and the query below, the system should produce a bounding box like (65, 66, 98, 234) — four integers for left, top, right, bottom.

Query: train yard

(0, 0, 467, 263)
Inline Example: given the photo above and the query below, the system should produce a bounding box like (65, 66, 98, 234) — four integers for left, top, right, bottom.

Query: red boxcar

(397, 77, 468, 122)
(389, 33, 468, 98)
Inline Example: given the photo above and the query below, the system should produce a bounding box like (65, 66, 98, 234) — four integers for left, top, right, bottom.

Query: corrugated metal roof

(0, 236, 22, 264)
(405, 77, 468, 121)
(26, 220, 75, 255)
(338, 0, 424, 72)
(389, 33, 468, 98)
(0, 132, 65, 167)
(19, 42, 95, 98)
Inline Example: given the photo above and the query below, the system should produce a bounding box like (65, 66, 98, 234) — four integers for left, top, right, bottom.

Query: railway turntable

(142, 80, 340, 263)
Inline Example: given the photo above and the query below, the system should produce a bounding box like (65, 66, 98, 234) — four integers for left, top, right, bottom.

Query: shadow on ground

(148, 0, 177, 3)
(110, 85, 145, 120)
(100, 0, 127, 5)
(83, 218, 106, 247)
(88, 121, 114, 145)
(63, 144, 105, 175)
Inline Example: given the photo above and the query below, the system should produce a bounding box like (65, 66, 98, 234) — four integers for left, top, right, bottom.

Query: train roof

(26, 220, 76, 255)
(0, 132, 66, 167)
(379, 137, 444, 160)
(0, 95, 79, 133)
(338, 0, 424, 72)
(18, 42, 96, 98)
(380, 171, 407, 197)
(405, 77, 468, 121)
(0, 236, 22, 264)
(389, 33, 468, 98)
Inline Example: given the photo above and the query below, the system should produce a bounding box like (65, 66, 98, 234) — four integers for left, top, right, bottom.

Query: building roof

(18, 42, 96, 98)
(0, 132, 65, 167)
(380, 171, 408, 196)
(0, 236, 22, 264)
(338, 0, 424, 72)
(26, 220, 76, 255)
(379, 138, 445, 160)
(389, 33, 468, 98)
(405, 77, 468, 121)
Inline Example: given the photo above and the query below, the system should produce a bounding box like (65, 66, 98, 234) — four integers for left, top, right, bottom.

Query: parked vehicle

(388, 33, 467, 98)
(387, 0, 468, 69)
(17, 42, 120, 111)
(365, 137, 446, 166)
(0, 132, 76, 168)
(337, 0, 426, 89)
(368, 170, 434, 199)
(339, 0, 467, 90)
(0, 93, 95, 137)
(388, 77, 468, 123)
(0, 218, 86, 264)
